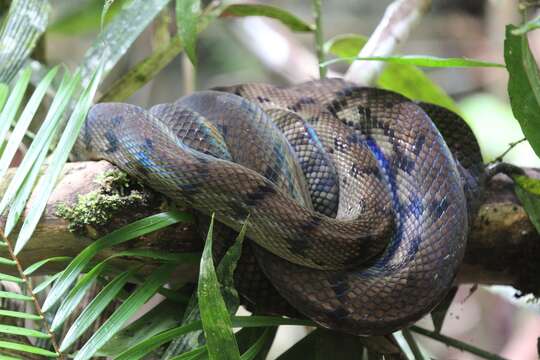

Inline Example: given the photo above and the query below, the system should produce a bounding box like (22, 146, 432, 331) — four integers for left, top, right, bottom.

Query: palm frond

(0, 0, 48, 83)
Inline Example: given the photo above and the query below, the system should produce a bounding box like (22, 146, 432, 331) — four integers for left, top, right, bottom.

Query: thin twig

(344, 0, 431, 85)
(410, 326, 508, 360)
(492, 137, 527, 164)
(312, 0, 326, 78)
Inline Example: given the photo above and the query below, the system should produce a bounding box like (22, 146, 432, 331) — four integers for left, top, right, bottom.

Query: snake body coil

(79, 79, 483, 335)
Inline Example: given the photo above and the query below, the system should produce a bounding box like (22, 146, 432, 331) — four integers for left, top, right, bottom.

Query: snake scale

(78, 78, 484, 335)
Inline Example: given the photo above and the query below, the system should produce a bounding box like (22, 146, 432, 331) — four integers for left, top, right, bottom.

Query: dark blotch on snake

(179, 183, 200, 194)
(329, 273, 350, 299)
(227, 201, 250, 220)
(111, 115, 124, 126)
(357, 105, 372, 122)
(256, 96, 271, 103)
(145, 138, 154, 150)
(289, 96, 316, 112)
(413, 134, 426, 156)
(350, 163, 380, 179)
(346, 132, 362, 145)
(244, 183, 276, 207)
(300, 214, 323, 232)
(327, 98, 346, 116)
(395, 152, 415, 173)
(329, 306, 350, 320)
(104, 130, 118, 153)
(286, 235, 312, 256)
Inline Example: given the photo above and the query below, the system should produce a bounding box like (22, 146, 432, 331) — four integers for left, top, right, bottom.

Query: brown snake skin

(77, 78, 484, 335)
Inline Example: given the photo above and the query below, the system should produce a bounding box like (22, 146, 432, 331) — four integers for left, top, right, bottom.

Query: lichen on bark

(56, 169, 149, 234)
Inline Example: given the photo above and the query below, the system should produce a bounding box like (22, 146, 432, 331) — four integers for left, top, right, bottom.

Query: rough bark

(1, 161, 539, 296)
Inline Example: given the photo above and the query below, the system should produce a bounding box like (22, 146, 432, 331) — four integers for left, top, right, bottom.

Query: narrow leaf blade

(42, 211, 187, 311)
(14, 64, 103, 253)
(0, 341, 57, 358)
(323, 55, 505, 68)
(176, 0, 201, 66)
(73, 264, 175, 360)
(60, 268, 136, 351)
(197, 215, 240, 360)
(0, 66, 58, 179)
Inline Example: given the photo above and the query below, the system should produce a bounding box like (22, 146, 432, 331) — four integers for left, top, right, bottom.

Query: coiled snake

(78, 78, 484, 335)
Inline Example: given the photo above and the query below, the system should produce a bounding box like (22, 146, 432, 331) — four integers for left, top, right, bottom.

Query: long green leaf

(3, 146, 48, 235)
(50, 261, 109, 331)
(0, 324, 50, 339)
(0, 66, 58, 178)
(115, 321, 203, 360)
(322, 55, 505, 68)
(98, 298, 186, 357)
(42, 211, 188, 311)
(0, 0, 49, 83)
(230, 316, 314, 328)
(73, 264, 175, 360)
(505, 25, 540, 157)
(115, 316, 314, 360)
(112, 249, 200, 263)
(0, 84, 9, 112)
(0, 309, 41, 320)
(378, 63, 460, 113)
(0, 291, 33, 301)
(60, 268, 136, 351)
(165, 219, 245, 357)
(0, 68, 32, 149)
(101, 0, 116, 29)
(0, 257, 16, 265)
(324, 34, 459, 112)
(33, 272, 62, 294)
(0, 273, 23, 283)
(0, 341, 57, 358)
(197, 215, 240, 360)
(80, 0, 172, 83)
(14, 63, 103, 253)
(0, 70, 79, 218)
(221, 4, 314, 32)
(176, 0, 200, 66)
(23, 256, 72, 276)
(170, 347, 208, 360)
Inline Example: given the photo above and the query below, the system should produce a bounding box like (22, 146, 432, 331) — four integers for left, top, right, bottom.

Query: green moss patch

(56, 169, 148, 232)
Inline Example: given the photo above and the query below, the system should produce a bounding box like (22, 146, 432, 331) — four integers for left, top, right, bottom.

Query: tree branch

(1, 161, 539, 296)
(344, 0, 432, 85)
